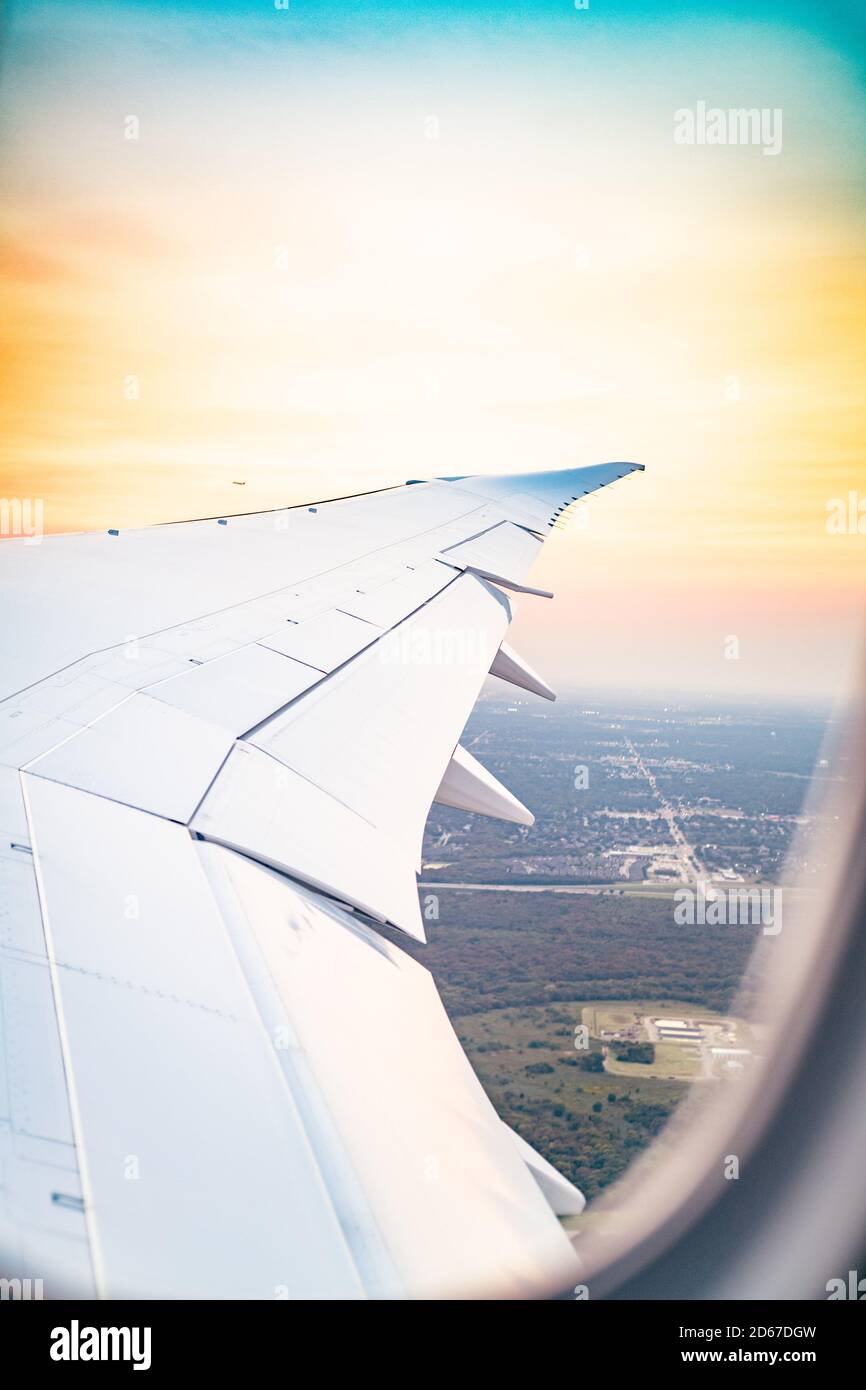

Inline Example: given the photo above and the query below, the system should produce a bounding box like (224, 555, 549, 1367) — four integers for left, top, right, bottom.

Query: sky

(0, 0, 864, 701)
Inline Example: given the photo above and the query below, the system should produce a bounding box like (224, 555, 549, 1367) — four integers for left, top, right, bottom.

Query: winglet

(439, 461, 644, 531)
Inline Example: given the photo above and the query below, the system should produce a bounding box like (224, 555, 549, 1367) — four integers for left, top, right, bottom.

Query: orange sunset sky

(1, 1, 864, 701)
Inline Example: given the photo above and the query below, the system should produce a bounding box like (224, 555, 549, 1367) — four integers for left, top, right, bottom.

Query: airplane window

(399, 648, 864, 1298)
(1, 0, 863, 1349)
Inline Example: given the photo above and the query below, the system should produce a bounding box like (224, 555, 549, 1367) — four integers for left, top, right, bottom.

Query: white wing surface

(0, 463, 642, 1298)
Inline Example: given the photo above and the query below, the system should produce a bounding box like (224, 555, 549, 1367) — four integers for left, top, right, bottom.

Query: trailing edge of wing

(506, 1125, 587, 1218)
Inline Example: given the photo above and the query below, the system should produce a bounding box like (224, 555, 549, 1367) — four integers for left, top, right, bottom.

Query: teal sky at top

(5, 0, 866, 51)
(6, 0, 865, 103)
(4, 0, 864, 209)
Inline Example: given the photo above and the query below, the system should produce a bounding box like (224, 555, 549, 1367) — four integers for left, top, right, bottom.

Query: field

(582, 1001, 714, 1080)
(383, 695, 824, 1201)
(384, 884, 765, 1200)
(605, 1040, 702, 1080)
(453, 997, 689, 1198)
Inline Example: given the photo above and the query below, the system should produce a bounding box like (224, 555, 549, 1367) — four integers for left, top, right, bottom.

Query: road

(417, 880, 678, 896)
(624, 735, 708, 881)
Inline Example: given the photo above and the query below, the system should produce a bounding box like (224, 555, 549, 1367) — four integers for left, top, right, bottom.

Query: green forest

(386, 888, 758, 1199)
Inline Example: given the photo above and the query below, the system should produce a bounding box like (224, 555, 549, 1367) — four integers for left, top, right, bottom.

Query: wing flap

(259, 608, 382, 673)
(191, 741, 426, 940)
(198, 843, 581, 1298)
(336, 559, 455, 628)
(247, 573, 512, 864)
(0, 768, 94, 1295)
(144, 643, 324, 735)
(19, 773, 580, 1298)
(438, 521, 543, 588)
(26, 695, 234, 823)
(22, 774, 367, 1299)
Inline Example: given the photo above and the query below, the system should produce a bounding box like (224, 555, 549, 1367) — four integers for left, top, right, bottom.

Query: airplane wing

(0, 462, 642, 1299)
